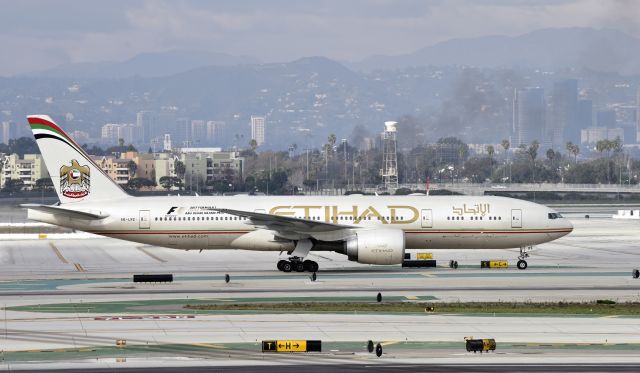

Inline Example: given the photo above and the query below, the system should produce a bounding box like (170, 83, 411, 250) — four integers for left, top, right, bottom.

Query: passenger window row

(154, 216, 247, 222)
(446, 216, 502, 221)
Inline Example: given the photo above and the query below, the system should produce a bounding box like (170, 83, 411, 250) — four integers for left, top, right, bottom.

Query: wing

(213, 207, 354, 240)
(21, 204, 109, 220)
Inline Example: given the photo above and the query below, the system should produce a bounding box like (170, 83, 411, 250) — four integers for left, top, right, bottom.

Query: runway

(0, 216, 640, 370)
(10, 364, 640, 373)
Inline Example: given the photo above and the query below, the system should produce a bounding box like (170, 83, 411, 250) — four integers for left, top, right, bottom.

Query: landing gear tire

(517, 260, 528, 270)
(279, 257, 318, 273)
(277, 260, 287, 271)
(281, 261, 292, 272)
(303, 260, 319, 273)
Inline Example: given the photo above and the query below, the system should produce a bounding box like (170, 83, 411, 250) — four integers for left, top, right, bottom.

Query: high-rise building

(581, 127, 624, 144)
(101, 123, 141, 144)
(1, 121, 16, 144)
(381, 121, 398, 190)
(596, 110, 616, 128)
(69, 130, 90, 144)
(250, 116, 266, 146)
(576, 99, 593, 130)
(136, 111, 157, 144)
(190, 120, 206, 145)
(176, 117, 190, 146)
(206, 121, 226, 144)
(513, 87, 545, 147)
(163, 134, 172, 152)
(101, 123, 121, 143)
(547, 79, 578, 149)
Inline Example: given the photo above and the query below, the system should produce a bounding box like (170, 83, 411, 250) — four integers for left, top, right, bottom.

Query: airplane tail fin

(27, 115, 130, 204)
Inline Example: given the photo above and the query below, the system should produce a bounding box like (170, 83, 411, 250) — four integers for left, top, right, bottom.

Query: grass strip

(185, 301, 640, 316)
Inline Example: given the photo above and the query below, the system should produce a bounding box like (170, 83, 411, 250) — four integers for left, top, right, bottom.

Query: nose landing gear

(517, 246, 532, 270)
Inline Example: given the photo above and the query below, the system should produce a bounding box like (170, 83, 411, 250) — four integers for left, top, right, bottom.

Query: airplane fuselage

(29, 195, 573, 251)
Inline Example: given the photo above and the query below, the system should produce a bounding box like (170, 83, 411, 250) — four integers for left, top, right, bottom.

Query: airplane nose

(564, 219, 574, 233)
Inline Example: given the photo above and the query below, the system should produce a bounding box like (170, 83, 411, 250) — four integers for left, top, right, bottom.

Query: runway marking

(600, 315, 620, 319)
(421, 273, 436, 278)
(405, 296, 418, 300)
(74, 263, 86, 272)
(49, 242, 68, 264)
(191, 342, 227, 349)
(137, 247, 167, 263)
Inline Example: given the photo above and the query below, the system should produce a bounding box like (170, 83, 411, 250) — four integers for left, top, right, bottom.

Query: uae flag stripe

(28, 117, 91, 158)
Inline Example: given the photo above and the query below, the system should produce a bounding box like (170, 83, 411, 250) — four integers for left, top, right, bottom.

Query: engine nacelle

(345, 229, 405, 265)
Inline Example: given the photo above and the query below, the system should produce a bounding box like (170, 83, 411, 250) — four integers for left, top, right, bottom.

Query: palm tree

(174, 160, 186, 181)
(327, 133, 338, 151)
(596, 139, 610, 157)
(596, 139, 613, 183)
(527, 140, 539, 183)
(486, 145, 495, 162)
(566, 142, 579, 163)
(486, 145, 495, 180)
(546, 148, 555, 163)
(249, 139, 258, 151)
(501, 139, 510, 182)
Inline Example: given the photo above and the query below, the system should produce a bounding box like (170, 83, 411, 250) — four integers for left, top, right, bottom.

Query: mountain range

(27, 50, 261, 79)
(21, 28, 640, 79)
(353, 28, 640, 74)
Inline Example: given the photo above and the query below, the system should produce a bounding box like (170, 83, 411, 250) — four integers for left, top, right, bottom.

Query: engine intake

(345, 229, 405, 265)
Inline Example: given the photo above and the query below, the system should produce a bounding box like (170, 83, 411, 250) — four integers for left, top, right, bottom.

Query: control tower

(381, 121, 398, 190)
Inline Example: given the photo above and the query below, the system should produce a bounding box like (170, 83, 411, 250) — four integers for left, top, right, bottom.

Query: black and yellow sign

(262, 340, 321, 353)
(481, 260, 508, 269)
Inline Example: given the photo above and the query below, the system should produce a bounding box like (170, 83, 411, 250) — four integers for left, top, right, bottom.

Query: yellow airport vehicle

(465, 338, 496, 353)
(403, 250, 436, 268)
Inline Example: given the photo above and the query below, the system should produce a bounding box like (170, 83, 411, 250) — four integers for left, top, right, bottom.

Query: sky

(0, 0, 638, 76)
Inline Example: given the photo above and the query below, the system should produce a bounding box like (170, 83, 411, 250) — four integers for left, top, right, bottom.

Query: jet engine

(344, 229, 405, 265)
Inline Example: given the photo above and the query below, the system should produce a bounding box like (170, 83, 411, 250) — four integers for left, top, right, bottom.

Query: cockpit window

(548, 213, 563, 219)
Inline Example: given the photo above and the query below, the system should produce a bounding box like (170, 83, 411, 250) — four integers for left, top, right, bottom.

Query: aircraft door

(421, 209, 433, 228)
(139, 210, 150, 229)
(511, 209, 522, 228)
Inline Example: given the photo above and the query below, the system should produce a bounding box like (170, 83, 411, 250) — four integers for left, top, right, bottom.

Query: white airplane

(23, 115, 573, 271)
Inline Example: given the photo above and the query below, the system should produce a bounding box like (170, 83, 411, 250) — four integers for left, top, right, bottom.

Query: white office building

(250, 116, 266, 146)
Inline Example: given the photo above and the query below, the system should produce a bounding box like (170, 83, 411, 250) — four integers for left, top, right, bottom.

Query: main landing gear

(517, 246, 532, 270)
(277, 257, 319, 273)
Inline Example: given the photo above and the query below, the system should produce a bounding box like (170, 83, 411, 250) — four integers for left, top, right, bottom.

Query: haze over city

(3, 0, 640, 193)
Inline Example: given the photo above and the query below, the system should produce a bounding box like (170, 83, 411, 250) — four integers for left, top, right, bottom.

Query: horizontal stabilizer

(21, 204, 109, 220)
